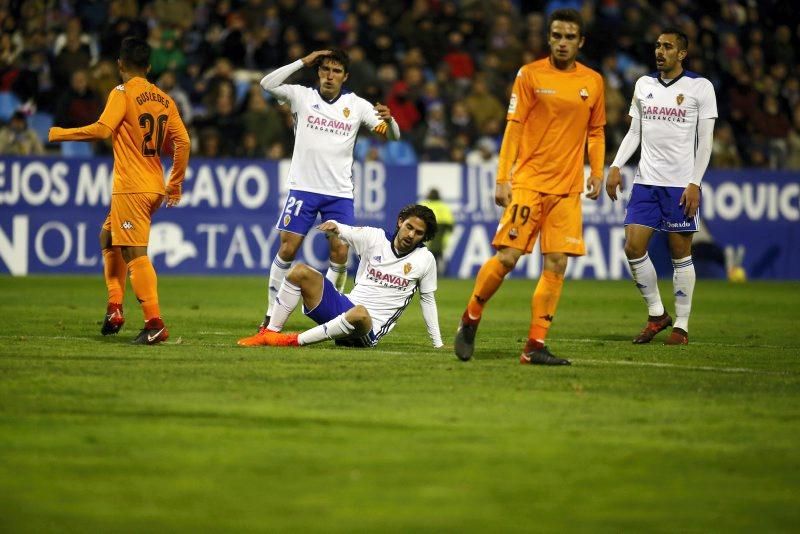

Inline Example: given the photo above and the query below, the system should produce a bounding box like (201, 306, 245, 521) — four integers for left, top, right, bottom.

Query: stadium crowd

(1, 0, 799, 169)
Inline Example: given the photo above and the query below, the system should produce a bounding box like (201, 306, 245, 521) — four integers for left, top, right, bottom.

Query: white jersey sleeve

(332, 222, 382, 256)
(697, 79, 718, 120)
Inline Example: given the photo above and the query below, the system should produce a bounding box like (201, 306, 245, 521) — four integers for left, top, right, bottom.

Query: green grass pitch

(1, 275, 799, 532)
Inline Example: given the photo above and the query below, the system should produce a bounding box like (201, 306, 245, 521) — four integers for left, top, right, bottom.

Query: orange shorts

(492, 189, 585, 256)
(102, 192, 164, 246)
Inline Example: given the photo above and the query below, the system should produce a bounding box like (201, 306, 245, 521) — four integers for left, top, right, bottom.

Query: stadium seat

(61, 141, 94, 158)
(380, 140, 417, 165)
(0, 91, 21, 122)
(28, 112, 54, 144)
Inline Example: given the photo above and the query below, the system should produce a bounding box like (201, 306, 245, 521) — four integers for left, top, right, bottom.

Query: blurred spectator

(54, 70, 101, 129)
(787, 107, 800, 170)
(464, 75, 505, 132)
(53, 28, 93, 88)
(198, 127, 222, 158)
(240, 83, 286, 154)
(386, 80, 422, 133)
(158, 70, 192, 126)
(0, 111, 44, 155)
(466, 136, 499, 168)
(421, 102, 450, 161)
(150, 29, 186, 78)
(194, 90, 242, 156)
(712, 122, 743, 169)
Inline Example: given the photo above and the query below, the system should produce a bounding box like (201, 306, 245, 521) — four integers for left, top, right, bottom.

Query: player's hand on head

(165, 184, 182, 207)
(681, 184, 701, 218)
(301, 50, 332, 67)
(586, 175, 603, 201)
(605, 166, 623, 201)
(495, 182, 512, 207)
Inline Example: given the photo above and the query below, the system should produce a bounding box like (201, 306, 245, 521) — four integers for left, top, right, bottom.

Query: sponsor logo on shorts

(565, 236, 582, 244)
(665, 220, 692, 228)
(509, 228, 518, 240)
(121, 220, 133, 230)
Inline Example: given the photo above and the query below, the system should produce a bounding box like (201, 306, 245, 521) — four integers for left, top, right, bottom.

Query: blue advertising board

(1, 156, 798, 279)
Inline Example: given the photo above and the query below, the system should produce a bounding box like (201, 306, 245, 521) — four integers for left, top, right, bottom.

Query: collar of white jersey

(316, 87, 352, 105)
(651, 69, 701, 88)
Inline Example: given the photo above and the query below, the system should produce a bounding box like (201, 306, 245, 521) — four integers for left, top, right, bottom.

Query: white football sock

(266, 256, 292, 317)
(627, 253, 665, 317)
(267, 280, 302, 332)
(298, 314, 355, 346)
(672, 256, 695, 332)
(326, 261, 347, 293)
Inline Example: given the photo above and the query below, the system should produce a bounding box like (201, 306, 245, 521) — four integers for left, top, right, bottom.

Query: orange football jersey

(507, 58, 605, 195)
(97, 77, 190, 194)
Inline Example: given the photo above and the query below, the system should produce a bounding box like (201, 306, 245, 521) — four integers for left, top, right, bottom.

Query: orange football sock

(128, 255, 161, 321)
(102, 247, 127, 304)
(466, 256, 512, 320)
(529, 270, 564, 342)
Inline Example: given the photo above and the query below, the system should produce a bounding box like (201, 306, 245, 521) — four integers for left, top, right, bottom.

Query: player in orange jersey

(49, 37, 190, 345)
(454, 8, 606, 365)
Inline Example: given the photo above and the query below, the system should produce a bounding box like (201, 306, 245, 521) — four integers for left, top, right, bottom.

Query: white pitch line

(549, 337, 794, 350)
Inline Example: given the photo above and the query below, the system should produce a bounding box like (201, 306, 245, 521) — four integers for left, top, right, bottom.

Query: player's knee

(348, 305, 372, 332)
(543, 253, 568, 274)
(624, 242, 646, 259)
(286, 263, 313, 284)
(495, 249, 519, 271)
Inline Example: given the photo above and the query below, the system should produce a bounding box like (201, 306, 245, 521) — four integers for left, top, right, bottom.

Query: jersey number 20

(139, 113, 168, 157)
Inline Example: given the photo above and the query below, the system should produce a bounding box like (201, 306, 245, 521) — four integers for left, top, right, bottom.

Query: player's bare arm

(605, 166, 624, 201)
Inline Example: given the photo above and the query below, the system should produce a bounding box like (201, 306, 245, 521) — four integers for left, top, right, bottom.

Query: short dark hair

(119, 36, 151, 70)
(660, 27, 689, 51)
(318, 48, 350, 74)
(548, 8, 584, 37)
(397, 204, 438, 243)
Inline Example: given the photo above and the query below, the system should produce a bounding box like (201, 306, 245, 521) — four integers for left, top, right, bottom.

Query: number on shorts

(138, 113, 168, 157)
(284, 196, 304, 216)
(509, 203, 531, 224)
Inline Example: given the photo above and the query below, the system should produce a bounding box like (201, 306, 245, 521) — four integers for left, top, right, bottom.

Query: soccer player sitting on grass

(237, 204, 444, 349)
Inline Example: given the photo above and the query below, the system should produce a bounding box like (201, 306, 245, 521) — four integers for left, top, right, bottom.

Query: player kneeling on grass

(238, 204, 444, 349)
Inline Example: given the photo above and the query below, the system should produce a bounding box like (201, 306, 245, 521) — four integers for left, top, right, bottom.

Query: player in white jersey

(256, 49, 401, 331)
(606, 28, 717, 345)
(237, 205, 444, 349)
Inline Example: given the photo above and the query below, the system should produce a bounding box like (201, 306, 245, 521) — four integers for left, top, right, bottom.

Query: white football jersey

(336, 223, 438, 341)
(629, 71, 717, 187)
(270, 84, 385, 198)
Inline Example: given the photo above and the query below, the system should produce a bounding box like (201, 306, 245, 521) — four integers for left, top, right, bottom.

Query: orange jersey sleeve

(107, 77, 189, 195)
(508, 59, 606, 195)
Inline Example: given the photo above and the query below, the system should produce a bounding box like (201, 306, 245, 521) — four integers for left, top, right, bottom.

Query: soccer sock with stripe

(465, 256, 512, 321)
(102, 247, 127, 305)
(627, 253, 665, 317)
(672, 256, 695, 332)
(528, 270, 564, 344)
(267, 256, 292, 317)
(267, 280, 302, 332)
(298, 314, 355, 346)
(326, 261, 347, 293)
(127, 255, 160, 321)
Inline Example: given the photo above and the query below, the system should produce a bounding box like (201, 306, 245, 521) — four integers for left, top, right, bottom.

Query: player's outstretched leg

(519, 340, 571, 365)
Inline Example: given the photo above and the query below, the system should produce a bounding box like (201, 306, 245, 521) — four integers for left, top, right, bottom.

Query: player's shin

(326, 261, 347, 293)
(528, 270, 564, 344)
(103, 247, 127, 304)
(298, 314, 355, 345)
(672, 256, 695, 332)
(627, 253, 665, 317)
(267, 280, 302, 331)
(128, 256, 160, 321)
(465, 256, 511, 320)
(267, 256, 292, 316)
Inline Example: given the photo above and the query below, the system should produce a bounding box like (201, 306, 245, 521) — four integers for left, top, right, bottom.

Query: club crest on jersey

(677, 94, 684, 106)
(283, 214, 291, 226)
(579, 87, 589, 101)
(403, 263, 412, 275)
(121, 220, 134, 230)
(343, 107, 350, 118)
